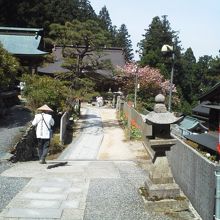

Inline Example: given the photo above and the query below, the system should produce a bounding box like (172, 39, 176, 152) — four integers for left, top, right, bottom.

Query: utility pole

(168, 52, 175, 112)
(134, 66, 138, 109)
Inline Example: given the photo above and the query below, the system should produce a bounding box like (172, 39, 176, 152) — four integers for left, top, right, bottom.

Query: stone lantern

(143, 94, 185, 205)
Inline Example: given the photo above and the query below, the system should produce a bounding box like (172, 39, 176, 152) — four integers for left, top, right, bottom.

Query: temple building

(37, 45, 126, 92)
(0, 27, 48, 73)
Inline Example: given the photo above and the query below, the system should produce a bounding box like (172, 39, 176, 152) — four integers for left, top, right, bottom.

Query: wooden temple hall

(0, 27, 48, 73)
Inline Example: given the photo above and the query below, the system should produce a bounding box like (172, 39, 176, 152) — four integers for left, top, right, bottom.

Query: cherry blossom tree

(116, 62, 179, 110)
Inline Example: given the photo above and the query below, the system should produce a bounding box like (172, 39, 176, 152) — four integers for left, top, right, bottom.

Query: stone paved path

(0, 105, 199, 219)
(0, 160, 172, 220)
(58, 108, 103, 160)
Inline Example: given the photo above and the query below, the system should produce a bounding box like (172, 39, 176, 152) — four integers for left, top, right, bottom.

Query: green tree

(0, 44, 19, 91)
(76, 0, 97, 21)
(116, 24, 134, 62)
(49, 20, 111, 99)
(178, 47, 197, 104)
(0, 0, 96, 34)
(138, 15, 182, 79)
(138, 15, 194, 113)
(49, 20, 110, 77)
(97, 6, 119, 46)
(208, 56, 220, 86)
(195, 55, 214, 94)
(98, 6, 112, 32)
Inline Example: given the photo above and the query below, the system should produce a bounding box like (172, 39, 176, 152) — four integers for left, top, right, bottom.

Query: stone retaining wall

(11, 126, 38, 162)
(167, 136, 220, 220)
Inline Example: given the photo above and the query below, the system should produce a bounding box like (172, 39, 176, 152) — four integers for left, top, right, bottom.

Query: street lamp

(161, 44, 175, 112)
(134, 65, 139, 108)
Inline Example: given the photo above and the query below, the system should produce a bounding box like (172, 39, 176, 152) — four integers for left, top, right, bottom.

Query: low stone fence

(10, 126, 38, 162)
(167, 136, 220, 220)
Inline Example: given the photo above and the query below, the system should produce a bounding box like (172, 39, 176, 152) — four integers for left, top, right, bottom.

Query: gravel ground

(0, 161, 30, 212)
(0, 105, 32, 212)
(0, 105, 32, 159)
(84, 179, 172, 220)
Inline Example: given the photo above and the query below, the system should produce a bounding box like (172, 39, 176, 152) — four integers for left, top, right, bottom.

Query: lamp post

(134, 65, 139, 109)
(161, 44, 175, 112)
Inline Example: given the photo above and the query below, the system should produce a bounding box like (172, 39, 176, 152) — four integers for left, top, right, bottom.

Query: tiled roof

(199, 82, 220, 103)
(38, 46, 125, 78)
(178, 116, 208, 131)
(185, 133, 218, 152)
(192, 101, 210, 116)
(0, 27, 43, 32)
(38, 47, 69, 74)
(0, 27, 47, 55)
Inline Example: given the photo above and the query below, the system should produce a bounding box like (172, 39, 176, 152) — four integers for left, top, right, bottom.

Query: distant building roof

(203, 104, 220, 111)
(192, 101, 210, 117)
(96, 48, 126, 78)
(199, 82, 220, 103)
(178, 116, 208, 131)
(38, 47, 69, 74)
(185, 133, 218, 153)
(0, 27, 43, 32)
(38, 46, 125, 78)
(0, 27, 47, 56)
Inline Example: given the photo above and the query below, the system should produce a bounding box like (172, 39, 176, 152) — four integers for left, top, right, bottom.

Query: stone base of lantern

(145, 175, 180, 200)
(144, 156, 181, 200)
(142, 196, 189, 213)
(142, 155, 189, 214)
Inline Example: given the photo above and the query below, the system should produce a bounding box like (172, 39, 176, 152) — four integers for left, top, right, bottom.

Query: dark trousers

(37, 138, 50, 161)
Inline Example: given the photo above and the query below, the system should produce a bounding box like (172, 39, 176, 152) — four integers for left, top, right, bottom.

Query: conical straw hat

(37, 104, 53, 112)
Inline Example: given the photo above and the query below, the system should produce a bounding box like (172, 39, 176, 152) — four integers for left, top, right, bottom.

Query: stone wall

(167, 136, 220, 220)
(11, 126, 38, 162)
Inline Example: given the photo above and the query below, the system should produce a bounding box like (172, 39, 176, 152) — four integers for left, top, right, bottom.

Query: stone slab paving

(58, 108, 103, 160)
(0, 160, 177, 220)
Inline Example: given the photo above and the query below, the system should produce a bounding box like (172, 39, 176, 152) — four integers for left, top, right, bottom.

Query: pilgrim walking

(32, 104, 54, 164)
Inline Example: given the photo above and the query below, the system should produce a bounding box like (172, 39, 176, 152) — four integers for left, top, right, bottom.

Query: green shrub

(22, 74, 71, 112)
(0, 44, 20, 90)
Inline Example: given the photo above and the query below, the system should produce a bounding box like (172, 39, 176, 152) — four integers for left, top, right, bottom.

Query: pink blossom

(116, 62, 177, 95)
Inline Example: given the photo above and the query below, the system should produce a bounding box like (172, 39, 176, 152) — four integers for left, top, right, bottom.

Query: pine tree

(98, 6, 119, 47)
(98, 6, 112, 32)
(0, 0, 97, 33)
(178, 47, 197, 104)
(77, 0, 97, 21)
(116, 24, 134, 62)
(138, 15, 181, 78)
(49, 20, 110, 78)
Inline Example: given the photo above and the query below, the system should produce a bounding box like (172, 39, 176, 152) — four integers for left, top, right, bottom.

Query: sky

(89, 0, 220, 61)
